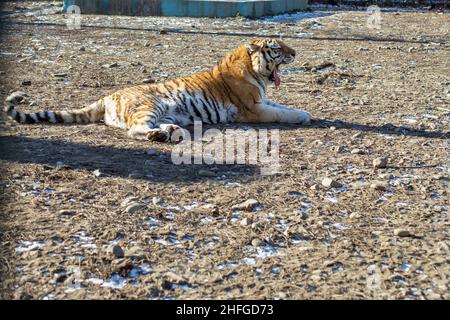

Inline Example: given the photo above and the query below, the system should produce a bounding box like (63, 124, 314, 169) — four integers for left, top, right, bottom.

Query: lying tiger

(4, 38, 311, 142)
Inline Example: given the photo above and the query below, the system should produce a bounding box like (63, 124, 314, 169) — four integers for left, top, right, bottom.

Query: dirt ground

(0, 2, 449, 300)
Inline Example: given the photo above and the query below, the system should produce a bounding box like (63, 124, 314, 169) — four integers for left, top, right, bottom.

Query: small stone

(321, 178, 341, 188)
(331, 145, 344, 153)
(373, 157, 388, 168)
(378, 173, 394, 180)
(159, 30, 168, 35)
(239, 217, 252, 226)
(394, 228, 412, 237)
(352, 133, 364, 139)
(408, 47, 414, 53)
(152, 197, 162, 206)
(52, 73, 68, 78)
(351, 148, 364, 155)
(142, 78, 156, 84)
(103, 62, 118, 68)
(59, 210, 76, 216)
(111, 245, 125, 258)
(232, 199, 259, 212)
(125, 203, 146, 214)
(349, 212, 361, 219)
(79, 46, 86, 51)
(198, 169, 215, 177)
(310, 275, 321, 282)
(251, 238, 263, 247)
(370, 182, 387, 191)
(313, 140, 323, 146)
(310, 184, 320, 190)
(92, 169, 104, 177)
(329, 126, 337, 131)
(21, 80, 31, 86)
(121, 196, 138, 207)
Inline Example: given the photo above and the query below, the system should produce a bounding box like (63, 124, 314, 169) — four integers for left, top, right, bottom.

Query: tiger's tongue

(273, 69, 281, 88)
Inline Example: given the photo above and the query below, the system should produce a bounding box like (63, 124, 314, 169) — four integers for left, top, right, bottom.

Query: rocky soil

(0, 2, 449, 299)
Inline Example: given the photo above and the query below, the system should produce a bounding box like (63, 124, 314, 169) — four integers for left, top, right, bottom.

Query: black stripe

(14, 112, 21, 123)
(203, 91, 221, 123)
(24, 114, 35, 124)
(37, 112, 48, 122)
(188, 98, 203, 121)
(200, 99, 213, 124)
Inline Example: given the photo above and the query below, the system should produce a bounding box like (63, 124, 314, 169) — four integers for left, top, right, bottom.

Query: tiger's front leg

(251, 102, 311, 124)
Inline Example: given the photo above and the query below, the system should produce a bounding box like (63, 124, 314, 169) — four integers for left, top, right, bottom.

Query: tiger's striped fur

(4, 39, 311, 142)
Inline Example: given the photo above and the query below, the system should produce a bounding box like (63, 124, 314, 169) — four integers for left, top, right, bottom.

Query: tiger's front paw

(295, 110, 311, 125)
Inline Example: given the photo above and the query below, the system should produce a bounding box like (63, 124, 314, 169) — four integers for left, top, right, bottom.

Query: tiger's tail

(4, 91, 105, 124)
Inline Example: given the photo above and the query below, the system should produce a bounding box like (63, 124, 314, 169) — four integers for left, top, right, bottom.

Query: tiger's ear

(245, 43, 260, 54)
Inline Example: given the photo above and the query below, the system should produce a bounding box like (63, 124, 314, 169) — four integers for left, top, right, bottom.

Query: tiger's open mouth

(269, 66, 281, 88)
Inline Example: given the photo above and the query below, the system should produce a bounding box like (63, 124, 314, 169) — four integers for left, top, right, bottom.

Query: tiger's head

(245, 39, 296, 88)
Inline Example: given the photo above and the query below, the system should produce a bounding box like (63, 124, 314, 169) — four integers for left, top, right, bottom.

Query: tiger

(4, 38, 311, 142)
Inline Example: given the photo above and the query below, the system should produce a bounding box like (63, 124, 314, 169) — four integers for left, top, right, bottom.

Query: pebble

(329, 126, 337, 131)
(232, 199, 259, 211)
(331, 145, 344, 153)
(92, 169, 104, 177)
(111, 245, 125, 258)
(239, 217, 252, 226)
(52, 73, 68, 78)
(313, 140, 323, 146)
(373, 157, 388, 168)
(21, 80, 31, 86)
(121, 196, 138, 207)
(349, 212, 361, 219)
(59, 210, 76, 216)
(142, 78, 156, 84)
(103, 62, 118, 68)
(370, 182, 388, 191)
(251, 238, 263, 247)
(350, 148, 364, 155)
(310, 275, 321, 282)
(310, 184, 320, 190)
(79, 46, 86, 51)
(352, 133, 364, 139)
(198, 169, 215, 177)
(321, 178, 341, 188)
(125, 203, 146, 214)
(394, 228, 412, 237)
(152, 197, 162, 205)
